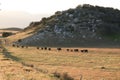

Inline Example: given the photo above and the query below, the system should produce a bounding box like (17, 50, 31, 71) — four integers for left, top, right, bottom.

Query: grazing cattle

(66, 49, 69, 51)
(21, 46, 24, 48)
(81, 50, 83, 52)
(48, 48, 51, 51)
(44, 47, 47, 50)
(41, 47, 43, 50)
(71, 50, 73, 52)
(85, 49, 88, 53)
(57, 48, 62, 51)
(81, 49, 88, 53)
(74, 49, 79, 52)
(17, 45, 19, 48)
(37, 47, 39, 49)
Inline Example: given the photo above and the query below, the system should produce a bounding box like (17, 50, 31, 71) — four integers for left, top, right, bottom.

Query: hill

(0, 27, 22, 38)
(12, 4, 120, 47)
(0, 27, 22, 31)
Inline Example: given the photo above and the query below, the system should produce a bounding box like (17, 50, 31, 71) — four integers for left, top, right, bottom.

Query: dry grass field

(0, 50, 54, 80)
(1, 46, 120, 80)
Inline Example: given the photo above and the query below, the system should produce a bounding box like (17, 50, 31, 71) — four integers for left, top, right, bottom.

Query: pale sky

(0, 0, 120, 28)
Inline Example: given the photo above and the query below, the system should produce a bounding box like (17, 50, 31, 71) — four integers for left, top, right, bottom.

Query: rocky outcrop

(17, 4, 120, 47)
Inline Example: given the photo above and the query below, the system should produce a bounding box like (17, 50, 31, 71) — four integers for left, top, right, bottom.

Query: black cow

(48, 48, 51, 51)
(37, 47, 39, 49)
(44, 47, 47, 50)
(21, 46, 24, 48)
(66, 49, 69, 51)
(41, 47, 43, 50)
(57, 48, 62, 51)
(74, 49, 79, 52)
(81, 49, 88, 53)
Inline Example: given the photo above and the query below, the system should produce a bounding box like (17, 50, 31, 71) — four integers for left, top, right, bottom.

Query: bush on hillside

(2, 32, 13, 37)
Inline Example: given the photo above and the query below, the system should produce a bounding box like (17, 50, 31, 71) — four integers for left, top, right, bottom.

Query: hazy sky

(0, 0, 120, 28)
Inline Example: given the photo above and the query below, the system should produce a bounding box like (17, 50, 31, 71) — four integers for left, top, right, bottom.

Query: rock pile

(17, 4, 120, 47)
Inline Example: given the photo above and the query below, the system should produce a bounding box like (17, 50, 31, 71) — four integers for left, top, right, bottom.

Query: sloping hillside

(13, 4, 120, 47)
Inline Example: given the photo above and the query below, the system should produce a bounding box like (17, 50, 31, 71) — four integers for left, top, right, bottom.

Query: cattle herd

(12, 44, 88, 53)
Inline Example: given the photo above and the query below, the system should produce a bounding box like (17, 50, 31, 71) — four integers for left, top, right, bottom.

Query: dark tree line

(2, 32, 13, 37)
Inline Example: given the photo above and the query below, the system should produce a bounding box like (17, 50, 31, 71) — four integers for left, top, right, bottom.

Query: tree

(2, 32, 13, 37)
